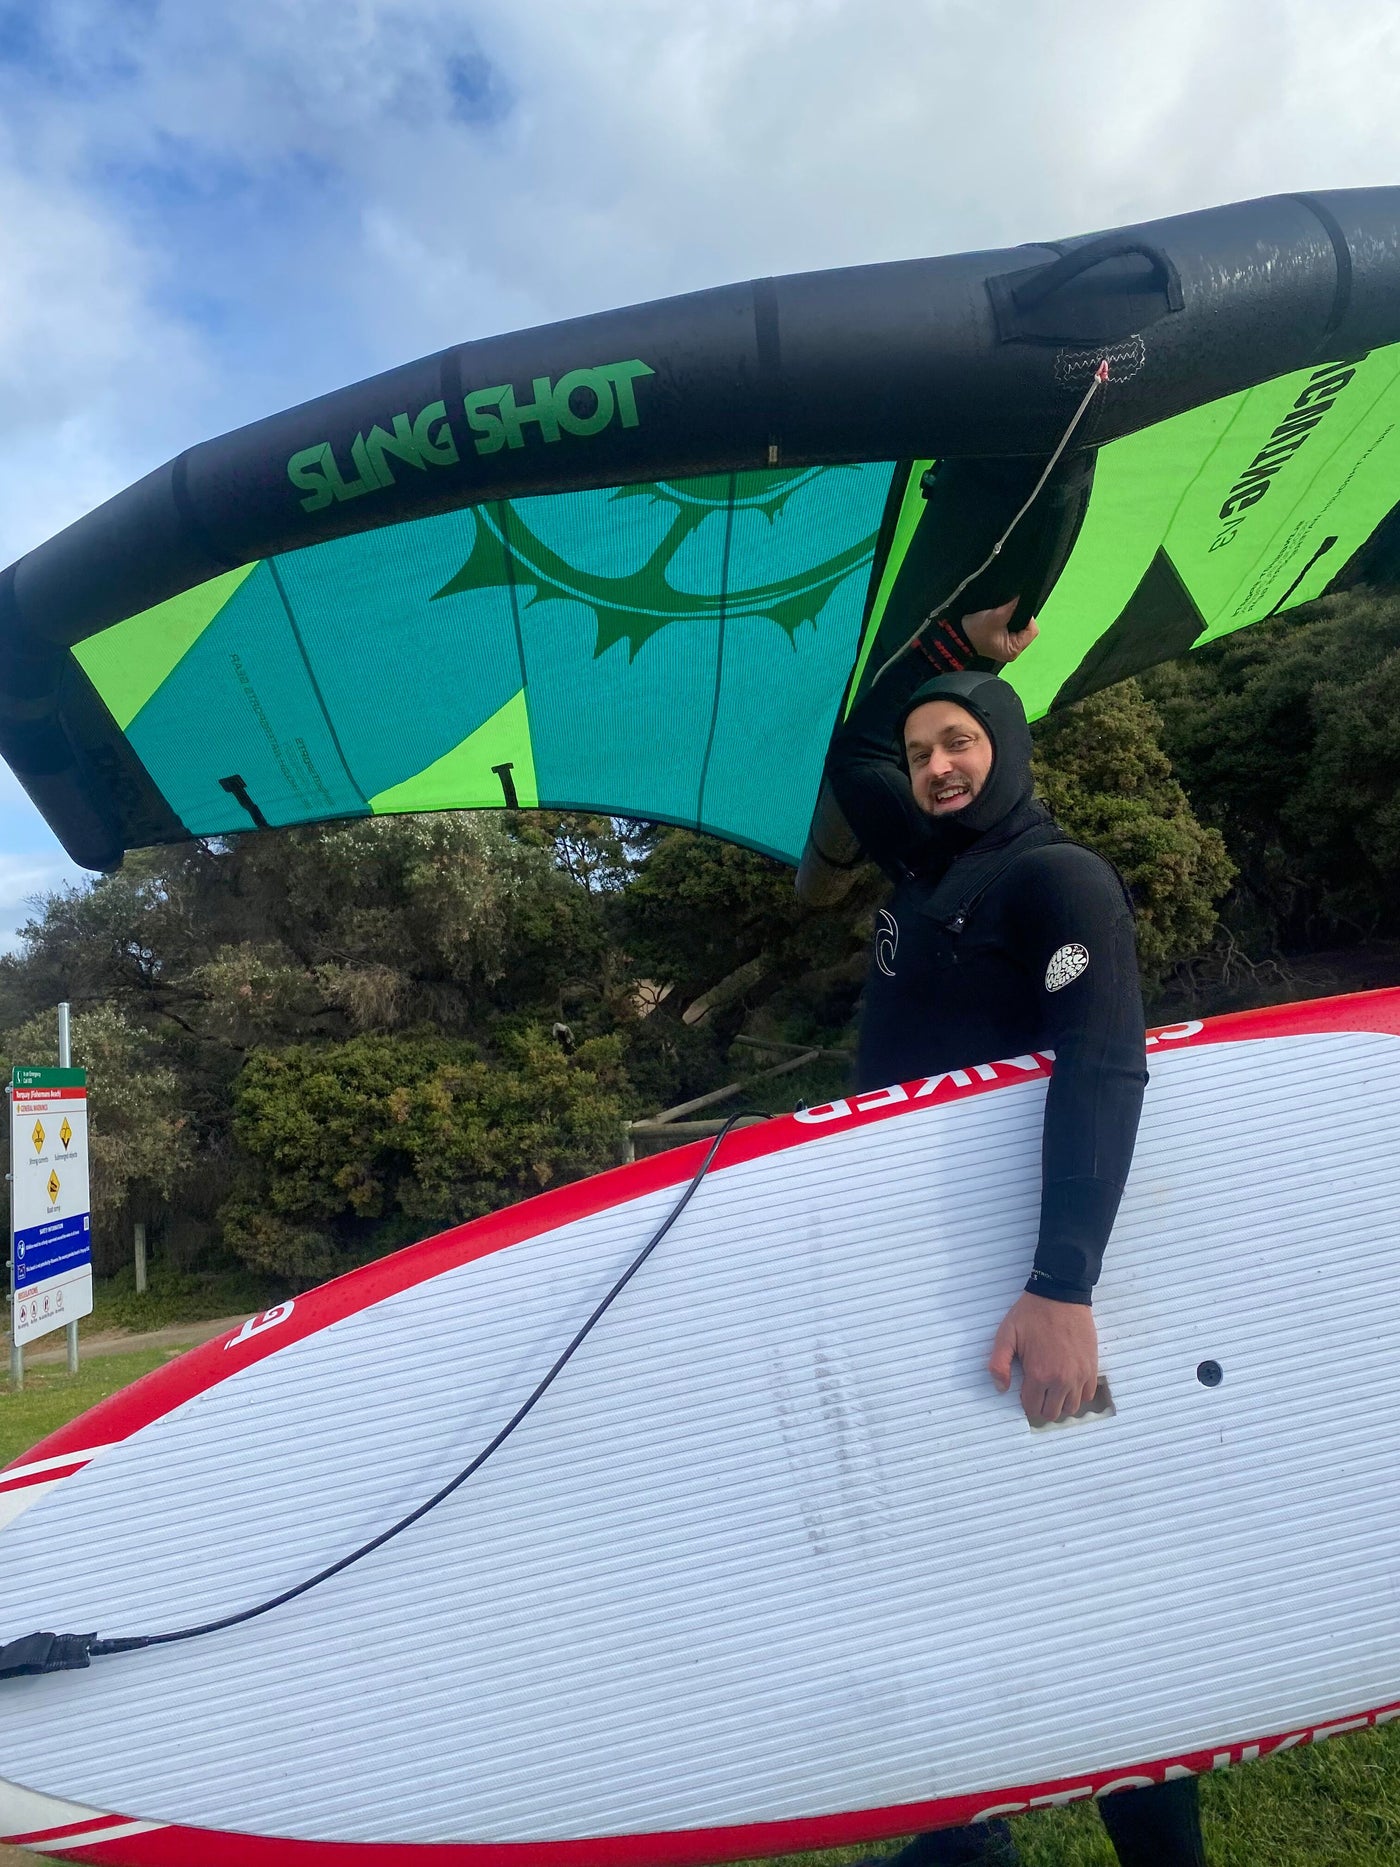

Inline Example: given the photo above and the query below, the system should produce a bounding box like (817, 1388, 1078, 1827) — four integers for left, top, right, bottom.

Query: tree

(1032, 680, 1236, 995)
(9, 814, 619, 1048)
(1, 815, 631, 1273)
(1143, 589, 1400, 951)
(221, 1026, 626, 1281)
(615, 826, 879, 1110)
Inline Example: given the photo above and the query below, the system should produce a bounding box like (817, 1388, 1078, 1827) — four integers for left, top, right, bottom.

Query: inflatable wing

(3, 188, 1400, 874)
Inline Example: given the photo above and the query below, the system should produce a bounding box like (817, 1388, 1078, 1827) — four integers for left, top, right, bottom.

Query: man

(826, 600, 1207, 1867)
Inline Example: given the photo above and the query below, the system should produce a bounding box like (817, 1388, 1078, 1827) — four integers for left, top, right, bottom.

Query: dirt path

(22, 1315, 253, 1367)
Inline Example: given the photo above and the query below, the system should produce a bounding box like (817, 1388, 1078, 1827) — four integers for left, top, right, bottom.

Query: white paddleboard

(3, 990, 1400, 1864)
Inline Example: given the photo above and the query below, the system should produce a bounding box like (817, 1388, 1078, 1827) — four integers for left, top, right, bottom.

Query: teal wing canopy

(69, 467, 895, 864)
(6, 187, 1400, 871)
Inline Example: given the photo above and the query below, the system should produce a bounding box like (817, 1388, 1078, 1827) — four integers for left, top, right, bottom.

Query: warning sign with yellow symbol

(9, 1065, 91, 1346)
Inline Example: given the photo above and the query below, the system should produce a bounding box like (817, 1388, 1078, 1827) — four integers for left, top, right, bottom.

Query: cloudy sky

(1, 0, 1398, 944)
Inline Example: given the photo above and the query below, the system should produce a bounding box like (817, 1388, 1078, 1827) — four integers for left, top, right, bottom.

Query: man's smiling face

(903, 699, 994, 818)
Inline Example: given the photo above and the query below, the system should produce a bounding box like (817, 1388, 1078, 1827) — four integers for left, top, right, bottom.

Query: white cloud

(0, 161, 210, 568)
(10, 0, 1400, 384)
(5, 0, 1399, 433)
(298, 0, 1400, 329)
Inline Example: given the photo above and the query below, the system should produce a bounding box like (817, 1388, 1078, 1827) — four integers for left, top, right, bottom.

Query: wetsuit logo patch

(1045, 943, 1089, 992)
(875, 909, 899, 978)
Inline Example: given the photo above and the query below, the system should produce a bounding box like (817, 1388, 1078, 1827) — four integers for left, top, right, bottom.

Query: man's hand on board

(988, 1291, 1099, 1426)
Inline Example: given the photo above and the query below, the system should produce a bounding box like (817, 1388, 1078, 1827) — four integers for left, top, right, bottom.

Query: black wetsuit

(830, 666, 1145, 1303)
(827, 660, 1207, 1867)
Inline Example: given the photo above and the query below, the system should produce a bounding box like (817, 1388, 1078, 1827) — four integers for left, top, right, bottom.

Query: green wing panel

(1008, 344, 1400, 718)
(72, 464, 896, 861)
(367, 690, 538, 814)
(843, 462, 932, 712)
(72, 564, 258, 731)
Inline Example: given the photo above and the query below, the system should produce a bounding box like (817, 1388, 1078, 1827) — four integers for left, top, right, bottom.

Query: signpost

(58, 999, 80, 1374)
(8, 1063, 92, 1375)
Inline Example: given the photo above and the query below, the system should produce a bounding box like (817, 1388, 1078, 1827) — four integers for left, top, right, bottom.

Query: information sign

(9, 1066, 92, 1346)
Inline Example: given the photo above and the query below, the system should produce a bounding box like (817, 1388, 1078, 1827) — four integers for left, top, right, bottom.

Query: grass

(0, 1349, 174, 1466)
(82, 1263, 281, 1335)
(735, 1721, 1400, 1863)
(5, 1354, 1400, 1865)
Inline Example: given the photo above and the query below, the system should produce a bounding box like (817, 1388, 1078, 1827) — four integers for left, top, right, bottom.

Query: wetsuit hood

(897, 670, 1035, 837)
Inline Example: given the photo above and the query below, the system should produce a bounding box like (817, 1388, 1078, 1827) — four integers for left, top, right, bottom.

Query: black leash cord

(1, 1114, 752, 1679)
